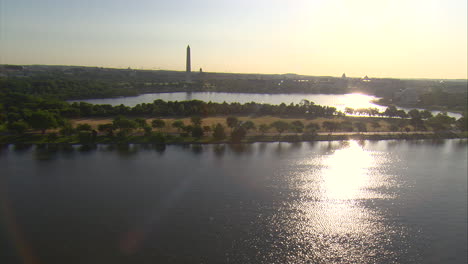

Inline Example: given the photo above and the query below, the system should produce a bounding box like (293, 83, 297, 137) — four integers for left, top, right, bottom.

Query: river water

(69, 92, 462, 119)
(1, 139, 467, 263)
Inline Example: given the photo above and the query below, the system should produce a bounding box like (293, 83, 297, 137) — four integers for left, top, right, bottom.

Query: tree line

(0, 93, 338, 120)
(2, 112, 466, 145)
(0, 77, 138, 100)
(0, 92, 466, 140)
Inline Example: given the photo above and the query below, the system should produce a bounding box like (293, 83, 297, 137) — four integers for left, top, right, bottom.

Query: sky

(1, 0, 467, 79)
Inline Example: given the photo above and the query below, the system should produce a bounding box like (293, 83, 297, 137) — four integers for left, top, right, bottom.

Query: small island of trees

(0, 91, 466, 145)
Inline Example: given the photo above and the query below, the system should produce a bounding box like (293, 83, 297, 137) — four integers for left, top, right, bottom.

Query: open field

(71, 115, 397, 134)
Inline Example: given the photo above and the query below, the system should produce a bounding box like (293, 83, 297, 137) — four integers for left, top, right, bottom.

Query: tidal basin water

(1, 140, 467, 263)
(70, 92, 462, 119)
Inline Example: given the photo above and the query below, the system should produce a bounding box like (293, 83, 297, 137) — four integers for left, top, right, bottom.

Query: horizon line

(1, 63, 467, 81)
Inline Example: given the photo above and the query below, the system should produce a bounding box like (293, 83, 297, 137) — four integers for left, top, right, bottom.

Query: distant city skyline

(0, 0, 467, 79)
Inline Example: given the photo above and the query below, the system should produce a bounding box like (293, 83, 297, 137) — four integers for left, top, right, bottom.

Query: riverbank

(373, 98, 466, 115)
(1, 131, 466, 145)
(1, 112, 465, 145)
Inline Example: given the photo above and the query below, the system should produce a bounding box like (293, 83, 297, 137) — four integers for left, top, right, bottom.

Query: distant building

(186, 45, 191, 82)
(362, 75, 371, 82)
(339, 73, 348, 89)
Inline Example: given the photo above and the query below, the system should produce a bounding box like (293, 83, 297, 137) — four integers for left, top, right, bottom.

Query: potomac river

(1, 139, 467, 263)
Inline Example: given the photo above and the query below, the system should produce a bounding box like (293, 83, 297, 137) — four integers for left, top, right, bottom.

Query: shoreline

(1, 131, 466, 146)
(66, 90, 352, 102)
(372, 99, 466, 115)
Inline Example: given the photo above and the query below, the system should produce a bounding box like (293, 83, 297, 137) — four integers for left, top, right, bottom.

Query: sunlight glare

(343, 93, 378, 110)
(321, 140, 373, 200)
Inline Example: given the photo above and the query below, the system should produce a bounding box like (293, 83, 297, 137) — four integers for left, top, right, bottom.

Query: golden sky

(1, 0, 467, 79)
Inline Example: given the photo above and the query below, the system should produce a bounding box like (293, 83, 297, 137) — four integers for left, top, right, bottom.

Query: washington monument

(186, 45, 191, 82)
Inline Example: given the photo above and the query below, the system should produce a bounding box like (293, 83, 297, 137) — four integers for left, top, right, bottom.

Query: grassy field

(71, 115, 397, 133)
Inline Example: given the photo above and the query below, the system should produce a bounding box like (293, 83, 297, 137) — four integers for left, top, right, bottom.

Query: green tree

(7, 112, 22, 123)
(98, 123, 114, 137)
(182, 125, 193, 134)
(28, 110, 58, 134)
(213, 123, 226, 140)
(226, 116, 239, 132)
(47, 132, 58, 142)
(149, 132, 166, 143)
(354, 122, 367, 132)
(113, 117, 137, 135)
(172, 120, 184, 132)
(291, 120, 304, 134)
(322, 121, 339, 133)
(396, 119, 408, 131)
(190, 116, 202, 126)
(78, 131, 94, 144)
(396, 110, 408, 118)
(143, 126, 152, 137)
(241, 120, 256, 131)
(76, 123, 92, 131)
(408, 109, 421, 119)
(410, 117, 425, 131)
(60, 123, 75, 136)
(203, 125, 211, 134)
(259, 124, 269, 135)
(371, 121, 381, 130)
(231, 126, 246, 142)
(389, 124, 399, 132)
(117, 119, 137, 130)
(368, 108, 380, 116)
(7, 120, 29, 134)
(344, 107, 355, 115)
(134, 118, 147, 128)
(340, 121, 353, 132)
(191, 125, 204, 138)
(383, 106, 399, 118)
(306, 123, 320, 132)
(420, 110, 433, 119)
(270, 121, 289, 135)
(455, 113, 467, 131)
(426, 113, 455, 131)
(151, 119, 166, 131)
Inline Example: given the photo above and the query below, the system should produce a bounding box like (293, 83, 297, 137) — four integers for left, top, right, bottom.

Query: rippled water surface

(70, 92, 381, 109)
(1, 140, 467, 263)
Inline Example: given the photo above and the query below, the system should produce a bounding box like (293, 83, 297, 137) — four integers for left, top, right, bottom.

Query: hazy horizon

(5, 63, 468, 81)
(1, 0, 467, 79)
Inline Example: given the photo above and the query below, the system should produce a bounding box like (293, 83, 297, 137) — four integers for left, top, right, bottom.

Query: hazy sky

(1, 0, 467, 79)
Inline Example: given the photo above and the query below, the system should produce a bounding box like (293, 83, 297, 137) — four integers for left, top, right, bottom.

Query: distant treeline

(0, 93, 337, 119)
(1, 67, 466, 113)
(0, 75, 347, 100)
(414, 90, 466, 112)
(1, 91, 445, 120)
(378, 88, 467, 112)
(0, 77, 139, 99)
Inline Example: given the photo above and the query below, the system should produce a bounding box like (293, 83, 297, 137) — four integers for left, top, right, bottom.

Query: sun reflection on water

(341, 93, 381, 110)
(321, 140, 374, 201)
(282, 140, 407, 263)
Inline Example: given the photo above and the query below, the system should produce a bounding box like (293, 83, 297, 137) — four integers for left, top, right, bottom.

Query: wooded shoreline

(1, 130, 465, 145)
